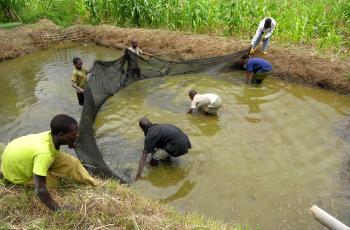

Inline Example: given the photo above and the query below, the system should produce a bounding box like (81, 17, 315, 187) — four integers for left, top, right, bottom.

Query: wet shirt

(1, 132, 59, 184)
(191, 93, 220, 109)
(122, 48, 141, 70)
(246, 58, 272, 73)
(144, 124, 191, 157)
(128, 46, 143, 56)
(72, 67, 89, 91)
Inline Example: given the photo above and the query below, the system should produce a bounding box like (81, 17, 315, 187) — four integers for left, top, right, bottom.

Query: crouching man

(241, 55, 272, 84)
(135, 117, 191, 180)
(0, 114, 96, 211)
(187, 90, 223, 115)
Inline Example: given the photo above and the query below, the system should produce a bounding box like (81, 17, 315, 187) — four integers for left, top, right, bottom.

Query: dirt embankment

(1, 19, 350, 94)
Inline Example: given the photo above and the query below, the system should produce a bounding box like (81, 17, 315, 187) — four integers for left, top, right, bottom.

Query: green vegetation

(0, 144, 241, 229)
(1, 0, 349, 52)
(0, 180, 243, 229)
(0, 21, 22, 29)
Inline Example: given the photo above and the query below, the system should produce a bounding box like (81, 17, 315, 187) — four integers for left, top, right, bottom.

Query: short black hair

(189, 89, 197, 95)
(50, 114, 78, 135)
(264, 18, 272, 27)
(73, 57, 81, 65)
(139, 117, 152, 132)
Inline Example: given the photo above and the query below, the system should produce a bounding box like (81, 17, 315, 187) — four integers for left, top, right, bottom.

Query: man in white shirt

(187, 90, 223, 115)
(250, 17, 276, 55)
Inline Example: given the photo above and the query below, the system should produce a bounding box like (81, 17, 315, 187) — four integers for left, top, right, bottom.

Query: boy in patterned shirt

(71, 57, 90, 105)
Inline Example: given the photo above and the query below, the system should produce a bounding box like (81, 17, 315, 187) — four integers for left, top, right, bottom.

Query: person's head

(139, 117, 152, 133)
(73, 57, 83, 70)
(264, 18, 272, 29)
(131, 39, 138, 49)
(241, 54, 249, 65)
(189, 89, 197, 100)
(50, 114, 79, 148)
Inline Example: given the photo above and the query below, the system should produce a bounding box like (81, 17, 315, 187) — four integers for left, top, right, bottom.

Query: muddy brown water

(0, 44, 349, 229)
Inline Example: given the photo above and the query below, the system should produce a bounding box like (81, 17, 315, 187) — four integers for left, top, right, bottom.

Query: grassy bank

(0, 143, 239, 229)
(1, 0, 349, 53)
(0, 180, 242, 229)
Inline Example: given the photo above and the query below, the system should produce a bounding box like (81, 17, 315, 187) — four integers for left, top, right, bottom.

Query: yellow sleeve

(71, 70, 77, 83)
(32, 153, 54, 177)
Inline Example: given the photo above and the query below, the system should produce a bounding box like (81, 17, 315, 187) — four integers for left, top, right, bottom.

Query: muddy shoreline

(1, 19, 350, 94)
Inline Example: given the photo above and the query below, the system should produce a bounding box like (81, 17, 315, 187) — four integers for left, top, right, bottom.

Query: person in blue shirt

(241, 55, 272, 84)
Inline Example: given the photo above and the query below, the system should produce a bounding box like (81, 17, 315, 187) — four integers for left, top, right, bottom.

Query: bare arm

(142, 52, 153, 57)
(245, 72, 253, 84)
(187, 108, 193, 114)
(135, 150, 148, 180)
(71, 81, 84, 93)
(34, 174, 59, 211)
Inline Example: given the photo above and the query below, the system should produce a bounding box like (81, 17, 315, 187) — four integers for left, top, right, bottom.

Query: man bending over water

(0, 114, 96, 211)
(187, 90, 223, 115)
(135, 117, 191, 180)
(241, 55, 272, 84)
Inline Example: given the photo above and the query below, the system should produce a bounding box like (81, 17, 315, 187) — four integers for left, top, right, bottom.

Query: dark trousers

(252, 71, 272, 84)
(130, 68, 141, 79)
(77, 92, 84, 105)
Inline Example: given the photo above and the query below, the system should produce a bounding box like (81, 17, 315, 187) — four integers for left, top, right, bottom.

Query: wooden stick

(310, 205, 350, 230)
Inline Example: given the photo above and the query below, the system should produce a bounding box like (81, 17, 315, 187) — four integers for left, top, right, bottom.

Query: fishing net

(75, 48, 249, 184)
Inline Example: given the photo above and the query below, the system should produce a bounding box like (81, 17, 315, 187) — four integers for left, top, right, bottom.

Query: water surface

(0, 44, 349, 229)
(95, 74, 350, 229)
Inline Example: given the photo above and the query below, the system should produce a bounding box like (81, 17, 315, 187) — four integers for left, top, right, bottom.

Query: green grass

(0, 22, 22, 29)
(0, 179, 244, 229)
(0, 143, 245, 229)
(0, 0, 349, 53)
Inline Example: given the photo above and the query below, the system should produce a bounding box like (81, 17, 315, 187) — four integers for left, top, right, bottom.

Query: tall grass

(1, 0, 349, 51)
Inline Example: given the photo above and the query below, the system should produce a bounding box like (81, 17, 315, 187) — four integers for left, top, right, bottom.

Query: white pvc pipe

(310, 205, 350, 230)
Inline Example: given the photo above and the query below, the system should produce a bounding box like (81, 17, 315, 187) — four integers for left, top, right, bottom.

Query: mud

(1, 19, 350, 94)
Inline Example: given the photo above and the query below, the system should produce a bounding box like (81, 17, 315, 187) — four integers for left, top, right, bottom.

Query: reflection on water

(145, 160, 188, 187)
(187, 114, 220, 136)
(1, 44, 350, 229)
(159, 180, 196, 203)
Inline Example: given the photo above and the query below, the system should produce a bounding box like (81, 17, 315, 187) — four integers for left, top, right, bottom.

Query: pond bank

(1, 19, 350, 94)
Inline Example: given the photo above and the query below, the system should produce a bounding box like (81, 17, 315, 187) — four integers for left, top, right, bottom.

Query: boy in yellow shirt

(1, 114, 96, 211)
(71, 57, 90, 105)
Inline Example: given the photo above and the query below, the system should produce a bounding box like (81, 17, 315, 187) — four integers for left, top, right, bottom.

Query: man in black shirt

(135, 117, 191, 180)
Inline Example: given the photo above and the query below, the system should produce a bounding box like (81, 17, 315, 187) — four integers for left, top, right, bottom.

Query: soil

(1, 19, 350, 94)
